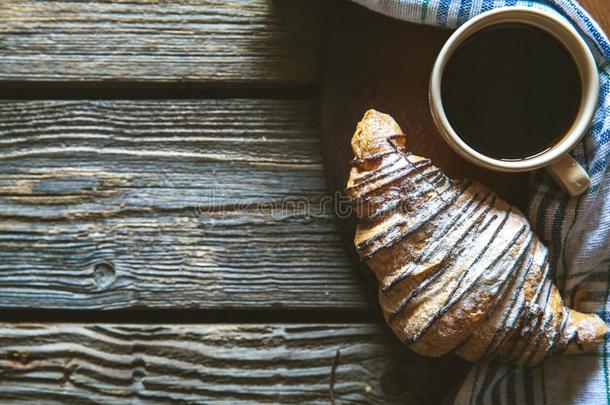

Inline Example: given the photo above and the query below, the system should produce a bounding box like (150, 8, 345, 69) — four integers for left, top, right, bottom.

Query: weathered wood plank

(0, 0, 327, 84)
(0, 323, 463, 404)
(0, 99, 367, 310)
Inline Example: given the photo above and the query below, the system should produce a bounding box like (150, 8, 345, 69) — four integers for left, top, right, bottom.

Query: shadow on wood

(319, 1, 533, 398)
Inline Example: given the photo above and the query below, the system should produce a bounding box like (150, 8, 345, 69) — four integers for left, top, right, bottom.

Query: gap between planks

(0, 308, 381, 325)
(0, 82, 319, 100)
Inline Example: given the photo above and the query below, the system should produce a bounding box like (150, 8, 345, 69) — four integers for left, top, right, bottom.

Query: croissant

(346, 109, 608, 366)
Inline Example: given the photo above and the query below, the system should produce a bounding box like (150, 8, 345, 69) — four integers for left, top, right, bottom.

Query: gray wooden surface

(0, 99, 366, 310)
(0, 0, 328, 84)
(0, 323, 455, 404)
(0, 0, 466, 403)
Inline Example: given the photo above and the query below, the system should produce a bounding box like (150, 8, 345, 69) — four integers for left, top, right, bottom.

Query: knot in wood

(93, 261, 116, 290)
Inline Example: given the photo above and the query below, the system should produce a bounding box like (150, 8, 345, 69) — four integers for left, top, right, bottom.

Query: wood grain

(0, 99, 376, 310)
(0, 0, 328, 84)
(0, 323, 465, 404)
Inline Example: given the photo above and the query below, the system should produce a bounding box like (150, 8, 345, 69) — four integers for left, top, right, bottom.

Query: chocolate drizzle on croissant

(346, 109, 608, 366)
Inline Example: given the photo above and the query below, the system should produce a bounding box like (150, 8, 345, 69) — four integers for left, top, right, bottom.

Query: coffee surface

(441, 23, 582, 160)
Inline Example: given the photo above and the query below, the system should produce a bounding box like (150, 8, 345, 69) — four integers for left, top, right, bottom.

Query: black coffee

(441, 23, 582, 160)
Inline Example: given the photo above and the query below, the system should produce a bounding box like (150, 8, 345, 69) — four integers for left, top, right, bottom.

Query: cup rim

(429, 6, 599, 172)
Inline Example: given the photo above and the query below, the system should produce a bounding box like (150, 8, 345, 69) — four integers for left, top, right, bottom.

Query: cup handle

(545, 154, 590, 197)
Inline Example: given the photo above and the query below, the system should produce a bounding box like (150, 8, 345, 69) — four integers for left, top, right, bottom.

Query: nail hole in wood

(380, 368, 408, 397)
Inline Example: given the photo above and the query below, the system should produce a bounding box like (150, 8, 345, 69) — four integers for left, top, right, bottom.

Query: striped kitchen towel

(348, 0, 610, 403)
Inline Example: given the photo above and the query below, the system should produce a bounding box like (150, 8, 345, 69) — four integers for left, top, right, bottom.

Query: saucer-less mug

(429, 6, 599, 197)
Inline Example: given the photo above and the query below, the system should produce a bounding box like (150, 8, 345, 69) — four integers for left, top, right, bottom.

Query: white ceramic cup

(429, 6, 599, 197)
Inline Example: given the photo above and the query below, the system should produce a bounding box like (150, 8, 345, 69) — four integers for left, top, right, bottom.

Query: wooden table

(0, 1, 606, 403)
